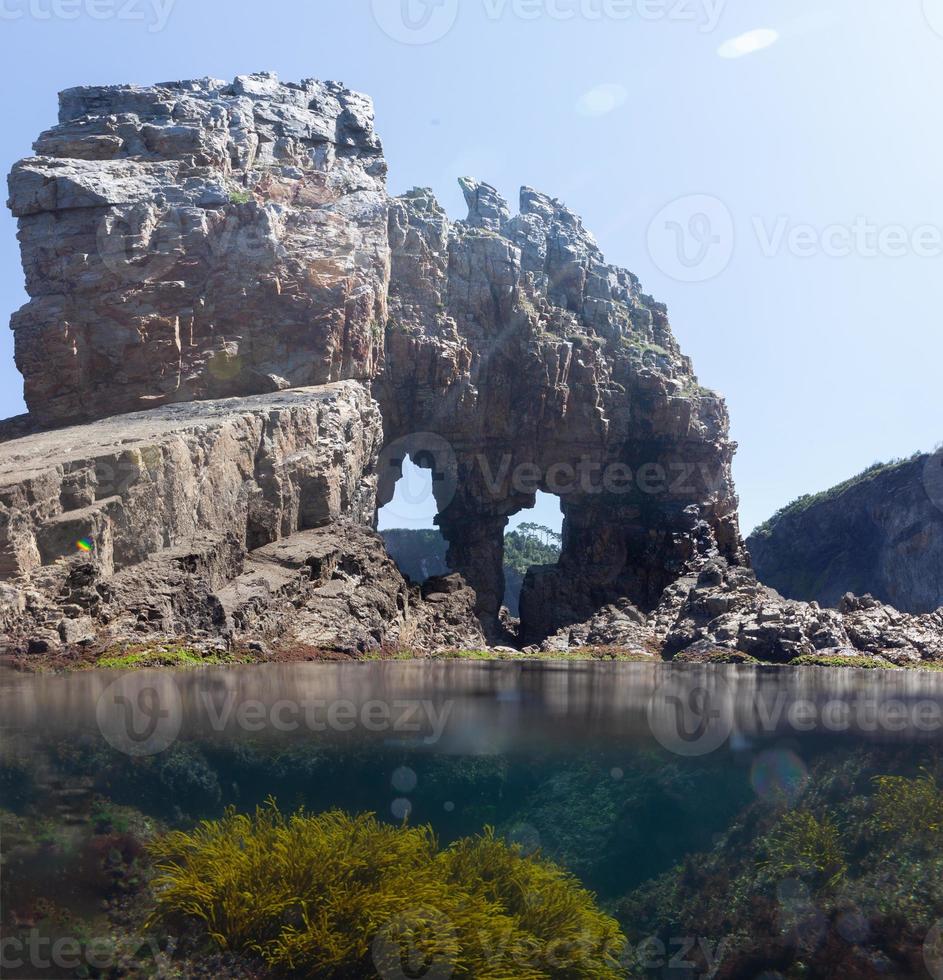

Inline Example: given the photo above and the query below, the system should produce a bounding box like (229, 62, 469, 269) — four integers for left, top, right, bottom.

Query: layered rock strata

(0, 382, 485, 654)
(6, 72, 935, 664)
(8, 72, 389, 428)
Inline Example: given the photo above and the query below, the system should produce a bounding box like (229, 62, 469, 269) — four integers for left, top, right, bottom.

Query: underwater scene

(2, 661, 942, 979)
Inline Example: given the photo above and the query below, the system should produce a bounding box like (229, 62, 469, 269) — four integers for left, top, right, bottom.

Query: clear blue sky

(1, 0, 940, 535)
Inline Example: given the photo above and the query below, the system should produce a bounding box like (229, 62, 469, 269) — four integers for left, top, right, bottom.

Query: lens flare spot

(751, 749, 809, 804)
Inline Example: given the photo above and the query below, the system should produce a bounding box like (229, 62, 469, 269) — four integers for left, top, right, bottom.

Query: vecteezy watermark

(926, 921, 943, 980)
(372, 909, 458, 979)
(95, 675, 457, 756)
(624, 935, 728, 978)
(648, 199, 943, 282)
(0, 931, 166, 974)
(924, 447, 943, 515)
(371, 0, 460, 44)
(647, 195, 735, 283)
(371, 0, 726, 44)
(0, 0, 176, 31)
(96, 674, 182, 757)
(372, 917, 727, 978)
(198, 692, 454, 744)
(648, 673, 735, 756)
(378, 432, 459, 523)
(379, 442, 731, 517)
(752, 215, 943, 260)
(925, 0, 943, 39)
(649, 672, 943, 757)
(97, 205, 183, 283)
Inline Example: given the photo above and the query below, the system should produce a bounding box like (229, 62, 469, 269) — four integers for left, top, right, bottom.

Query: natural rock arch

(376, 181, 745, 641)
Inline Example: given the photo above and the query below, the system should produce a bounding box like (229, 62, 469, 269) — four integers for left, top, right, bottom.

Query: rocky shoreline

(1, 72, 939, 668)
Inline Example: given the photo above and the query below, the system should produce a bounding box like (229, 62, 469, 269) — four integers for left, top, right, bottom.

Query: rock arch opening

(503, 495, 563, 620)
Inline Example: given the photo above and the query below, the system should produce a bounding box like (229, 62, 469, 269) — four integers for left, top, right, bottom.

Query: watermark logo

(97, 205, 182, 284)
(372, 0, 460, 44)
(925, 448, 943, 514)
(925, 0, 943, 39)
(925, 921, 943, 980)
(753, 215, 943, 260)
(0, 932, 166, 974)
(622, 935, 728, 977)
(647, 194, 735, 283)
(96, 675, 182, 756)
(378, 432, 459, 522)
(0, 0, 176, 30)
(372, 908, 457, 979)
(647, 673, 734, 756)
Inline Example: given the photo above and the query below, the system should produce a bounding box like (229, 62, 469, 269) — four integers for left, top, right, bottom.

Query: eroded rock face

(0, 381, 380, 581)
(663, 559, 943, 664)
(0, 383, 387, 648)
(747, 453, 943, 615)
(8, 73, 389, 428)
(11, 72, 933, 663)
(0, 381, 485, 655)
(377, 181, 745, 640)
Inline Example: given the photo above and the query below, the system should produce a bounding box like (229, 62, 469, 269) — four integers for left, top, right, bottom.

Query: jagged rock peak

(458, 176, 511, 230)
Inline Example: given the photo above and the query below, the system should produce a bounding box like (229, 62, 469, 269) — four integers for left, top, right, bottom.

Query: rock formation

(8, 72, 389, 428)
(0, 383, 484, 655)
(540, 558, 943, 666)
(1, 72, 937, 665)
(376, 181, 745, 641)
(662, 558, 943, 665)
(0, 74, 483, 658)
(747, 453, 943, 615)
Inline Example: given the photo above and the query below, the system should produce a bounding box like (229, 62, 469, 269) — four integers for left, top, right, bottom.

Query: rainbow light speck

(76, 538, 93, 553)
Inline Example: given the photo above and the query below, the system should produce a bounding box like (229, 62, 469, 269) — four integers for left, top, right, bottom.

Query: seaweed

(146, 800, 625, 978)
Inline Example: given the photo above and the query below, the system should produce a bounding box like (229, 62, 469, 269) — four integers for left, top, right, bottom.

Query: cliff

(377, 180, 745, 640)
(748, 453, 943, 614)
(1, 71, 937, 666)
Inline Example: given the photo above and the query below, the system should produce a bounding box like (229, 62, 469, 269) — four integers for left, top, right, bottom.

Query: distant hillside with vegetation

(382, 524, 562, 617)
(748, 451, 942, 614)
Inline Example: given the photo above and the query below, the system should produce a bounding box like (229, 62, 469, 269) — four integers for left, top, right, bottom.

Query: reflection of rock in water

(3, 662, 942, 748)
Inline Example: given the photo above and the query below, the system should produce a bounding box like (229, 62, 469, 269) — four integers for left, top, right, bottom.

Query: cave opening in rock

(503, 494, 564, 620)
(377, 455, 452, 584)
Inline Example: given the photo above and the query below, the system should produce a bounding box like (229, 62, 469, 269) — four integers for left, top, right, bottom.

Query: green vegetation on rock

(751, 453, 924, 539)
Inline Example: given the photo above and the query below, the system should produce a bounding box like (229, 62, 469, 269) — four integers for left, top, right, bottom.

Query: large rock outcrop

(8, 73, 389, 428)
(540, 558, 943, 665)
(0, 383, 484, 654)
(9, 71, 935, 664)
(377, 181, 745, 640)
(747, 453, 943, 615)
